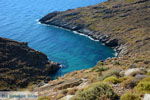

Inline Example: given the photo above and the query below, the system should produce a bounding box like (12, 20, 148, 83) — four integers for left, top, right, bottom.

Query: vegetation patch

(135, 77, 150, 93)
(38, 96, 51, 100)
(92, 66, 109, 73)
(103, 76, 121, 84)
(71, 82, 118, 100)
(120, 92, 141, 100)
(125, 0, 135, 3)
(99, 69, 121, 80)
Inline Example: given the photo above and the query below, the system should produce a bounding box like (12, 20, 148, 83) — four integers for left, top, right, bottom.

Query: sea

(0, 0, 115, 78)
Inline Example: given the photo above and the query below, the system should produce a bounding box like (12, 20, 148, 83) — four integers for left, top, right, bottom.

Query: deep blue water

(0, 0, 115, 77)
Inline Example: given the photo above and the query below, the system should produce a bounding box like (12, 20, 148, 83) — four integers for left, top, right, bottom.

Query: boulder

(123, 68, 145, 76)
(144, 94, 150, 100)
(60, 95, 74, 100)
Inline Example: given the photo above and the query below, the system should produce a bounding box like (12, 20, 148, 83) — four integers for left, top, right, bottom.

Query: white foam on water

(37, 20, 100, 42)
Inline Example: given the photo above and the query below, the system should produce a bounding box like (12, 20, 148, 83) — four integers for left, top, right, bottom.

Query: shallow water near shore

(0, 0, 115, 78)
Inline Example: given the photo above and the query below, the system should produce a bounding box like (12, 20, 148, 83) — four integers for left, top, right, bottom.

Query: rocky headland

(39, 0, 149, 57)
(0, 37, 60, 90)
(37, 0, 150, 100)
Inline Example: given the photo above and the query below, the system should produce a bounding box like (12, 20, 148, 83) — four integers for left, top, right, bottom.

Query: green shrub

(38, 96, 51, 100)
(141, 77, 150, 82)
(95, 61, 104, 65)
(135, 77, 150, 93)
(91, 62, 109, 73)
(92, 66, 109, 73)
(118, 76, 129, 82)
(125, 0, 135, 3)
(146, 72, 150, 75)
(99, 69, 121, 80)
(103, 76, 121, 84)
(120, 92, 141, 100)
(71, 82, 118, 100)
(136, 82, 150, 93)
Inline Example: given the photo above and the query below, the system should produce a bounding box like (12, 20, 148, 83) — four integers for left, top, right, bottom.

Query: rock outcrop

(0, 37, 60, 90)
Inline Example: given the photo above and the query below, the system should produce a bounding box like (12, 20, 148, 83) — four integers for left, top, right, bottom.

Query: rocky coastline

(39, 0, 149, 58)
(39, 22, 120, 57)
(39, 16, 124, 57)
(0, 0, 149, 99)
(0, 37, 60, 90)
(36, 0, 150, 99)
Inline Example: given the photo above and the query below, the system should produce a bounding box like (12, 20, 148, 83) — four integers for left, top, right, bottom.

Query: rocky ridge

(0, 37, 60, 90)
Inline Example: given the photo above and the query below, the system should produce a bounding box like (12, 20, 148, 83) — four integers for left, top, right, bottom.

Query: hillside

(37, 0, 150, 99)
(0, 37, 60, 90)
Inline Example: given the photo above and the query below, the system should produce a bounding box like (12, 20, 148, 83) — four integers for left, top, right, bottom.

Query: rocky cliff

(39, 0, 150, 57)
(37, 0, 150, 99)
(0, 37, 60, 90)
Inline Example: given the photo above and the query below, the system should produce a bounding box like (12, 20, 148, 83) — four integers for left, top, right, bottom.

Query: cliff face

(37, 0, 150, 99)
(0, 37, 60, 90)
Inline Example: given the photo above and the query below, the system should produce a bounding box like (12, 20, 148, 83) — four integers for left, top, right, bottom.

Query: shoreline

(37, 19, 99, 42)
(34, 0, 150, 98)
(37, 20, 118, 57)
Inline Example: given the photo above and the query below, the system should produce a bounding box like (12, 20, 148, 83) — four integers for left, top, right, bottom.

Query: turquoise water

(0, 0, 115, 77)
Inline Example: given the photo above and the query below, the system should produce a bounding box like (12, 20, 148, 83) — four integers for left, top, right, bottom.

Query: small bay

(0, 0, 115, 78)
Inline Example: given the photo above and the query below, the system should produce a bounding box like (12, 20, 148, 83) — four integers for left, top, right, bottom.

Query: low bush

(71, 82, 118, 100)
(91, 62, 109, 73)
(120, 92, 141, 100)
(96, 61, 104, 66)
(118, 76, 129, 82)
(125, 0, 135, 3)
(135, 77, 150, 93)
(146, 72, 150, 75)
(103, 76, 121, 84)
(38, 96, 51, 100)
(99, 69, 121, 80)
(92, 66, 109, 73)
